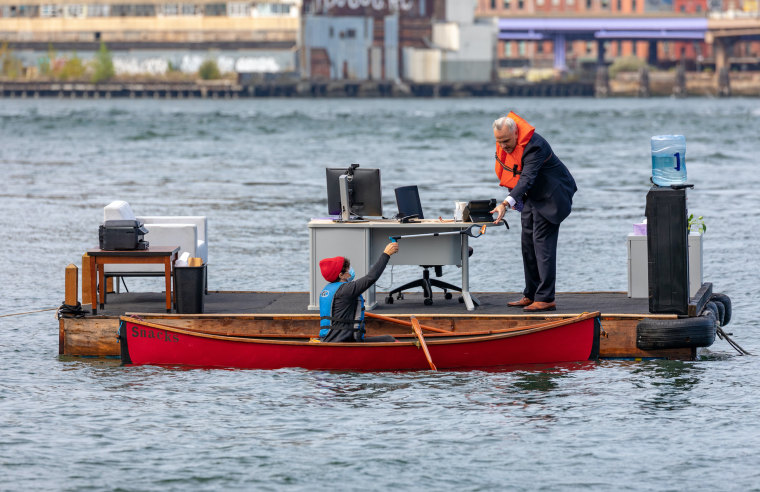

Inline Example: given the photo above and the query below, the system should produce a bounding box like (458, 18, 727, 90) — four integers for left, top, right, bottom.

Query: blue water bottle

(651, 135, 687, 186)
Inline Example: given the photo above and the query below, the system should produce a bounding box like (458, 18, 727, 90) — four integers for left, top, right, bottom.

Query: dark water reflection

(631, 361, 705, 412)
(1, 98, 760, 489)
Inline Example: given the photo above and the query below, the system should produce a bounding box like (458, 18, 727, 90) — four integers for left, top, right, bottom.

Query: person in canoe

(489, 111, 577, 312)
(318, 242, 399, 342)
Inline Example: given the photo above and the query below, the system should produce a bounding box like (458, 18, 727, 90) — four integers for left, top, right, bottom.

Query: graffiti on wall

(309, 0, 416, 15)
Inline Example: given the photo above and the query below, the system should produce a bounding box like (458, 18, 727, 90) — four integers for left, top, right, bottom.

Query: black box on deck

(98, 220, 149, 250)
(174, 265, 206, 314)
(645, 186, 689, 315)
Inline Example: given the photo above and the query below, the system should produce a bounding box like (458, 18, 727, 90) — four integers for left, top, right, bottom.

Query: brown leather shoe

(507, 297, 533, 307)
(524, 301, 556, 312)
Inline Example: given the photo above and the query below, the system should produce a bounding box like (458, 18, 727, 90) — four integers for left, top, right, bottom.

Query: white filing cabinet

(627, 232, 703, 298)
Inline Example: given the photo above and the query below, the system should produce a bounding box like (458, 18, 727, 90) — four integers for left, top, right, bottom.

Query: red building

(476, 0, 714, 70)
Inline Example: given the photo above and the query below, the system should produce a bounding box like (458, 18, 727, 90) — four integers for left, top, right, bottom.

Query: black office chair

(386, 185, 472, 306)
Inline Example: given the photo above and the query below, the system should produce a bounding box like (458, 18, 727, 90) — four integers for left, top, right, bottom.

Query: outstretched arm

(340, 243, 398, 297)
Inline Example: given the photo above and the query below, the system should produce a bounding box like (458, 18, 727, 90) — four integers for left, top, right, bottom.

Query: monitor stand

(338, 173, 353, 222)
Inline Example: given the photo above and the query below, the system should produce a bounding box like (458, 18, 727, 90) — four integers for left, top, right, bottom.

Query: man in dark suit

(490, 113, 577, 312)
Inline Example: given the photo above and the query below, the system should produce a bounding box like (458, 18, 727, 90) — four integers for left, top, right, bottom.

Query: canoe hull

(119, 314, 600, 371)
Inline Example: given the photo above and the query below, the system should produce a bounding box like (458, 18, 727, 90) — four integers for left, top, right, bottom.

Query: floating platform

(58, 290, 709, 361)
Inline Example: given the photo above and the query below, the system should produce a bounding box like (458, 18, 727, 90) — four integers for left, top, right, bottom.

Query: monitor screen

(394, 185, 424, 219)
(326, 167, 383, 218)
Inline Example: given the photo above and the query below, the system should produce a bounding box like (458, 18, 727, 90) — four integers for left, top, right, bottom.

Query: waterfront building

(300, 0, 497, 83)
(476, 0, 760, 72)
(476, 0, 712, 70)
(0, 0, 301, 75)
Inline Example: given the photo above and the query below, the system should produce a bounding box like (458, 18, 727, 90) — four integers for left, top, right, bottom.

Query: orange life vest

(494, 112, 535, 190)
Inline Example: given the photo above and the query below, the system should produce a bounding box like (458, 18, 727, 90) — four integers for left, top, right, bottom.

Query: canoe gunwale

(119, 311, 601, 347)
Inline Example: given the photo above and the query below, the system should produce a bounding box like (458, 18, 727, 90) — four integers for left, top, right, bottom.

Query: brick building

(476, 0, 716, 70)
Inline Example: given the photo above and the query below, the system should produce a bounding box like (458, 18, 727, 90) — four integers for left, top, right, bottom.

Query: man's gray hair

(493, 116, 517, 132)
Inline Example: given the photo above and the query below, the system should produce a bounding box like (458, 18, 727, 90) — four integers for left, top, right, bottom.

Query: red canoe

(118, 312, 601, 371)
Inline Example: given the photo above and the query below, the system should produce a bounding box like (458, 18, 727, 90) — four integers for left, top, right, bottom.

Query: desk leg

(97, 262, 105, 311)
(90, 255, 98, 315)
(461, 236, 478, 311)
(165, 256, 172, 313)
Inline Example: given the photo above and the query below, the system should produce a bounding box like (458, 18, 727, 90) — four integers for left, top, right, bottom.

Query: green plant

(38, 44, 57, 77)
(91, 42, 115, 83)
(58, 53, 86, 80)
(608, 55, 649, 78)
(198, 59, 221, 80)
(1, 42, 24, 79)
(688, 214, 706, 234)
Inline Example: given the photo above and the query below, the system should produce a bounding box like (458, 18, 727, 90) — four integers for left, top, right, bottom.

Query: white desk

(308, 219, 477, 311)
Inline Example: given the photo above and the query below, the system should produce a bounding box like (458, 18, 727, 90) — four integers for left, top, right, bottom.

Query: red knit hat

(319, 256, 345, 282)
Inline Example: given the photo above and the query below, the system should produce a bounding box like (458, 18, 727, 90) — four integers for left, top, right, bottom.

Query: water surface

(1, 97, 759, 490)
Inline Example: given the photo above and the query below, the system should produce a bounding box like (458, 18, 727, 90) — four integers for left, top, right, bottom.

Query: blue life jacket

(319, 281, 365, 340)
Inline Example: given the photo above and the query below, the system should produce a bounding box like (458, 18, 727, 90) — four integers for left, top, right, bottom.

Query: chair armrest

(196, 240, 208, 264)
(138, 216, 207, 243)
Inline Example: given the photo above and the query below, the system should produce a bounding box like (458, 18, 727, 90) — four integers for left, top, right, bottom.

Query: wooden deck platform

(93, 290, 654, 316)
(59, 290, 697, 361)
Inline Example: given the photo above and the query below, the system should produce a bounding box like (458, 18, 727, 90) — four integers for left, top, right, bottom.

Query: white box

(627, 232, 703, 299)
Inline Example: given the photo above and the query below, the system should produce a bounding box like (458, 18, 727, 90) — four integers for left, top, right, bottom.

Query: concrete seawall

(2, 72, 758, 98)
(0, 80, 595, 98)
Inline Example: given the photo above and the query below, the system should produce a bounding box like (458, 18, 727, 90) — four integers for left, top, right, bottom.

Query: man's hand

(384, 242, 399, 256)
(491, 203, 507, 225)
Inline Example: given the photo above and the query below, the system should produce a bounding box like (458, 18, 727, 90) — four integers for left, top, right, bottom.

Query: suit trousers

(520, 200, 561, 303)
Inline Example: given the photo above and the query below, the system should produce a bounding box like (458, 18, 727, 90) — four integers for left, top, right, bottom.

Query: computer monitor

(394, 185, 424, 219)
(326, 165, 383, 219)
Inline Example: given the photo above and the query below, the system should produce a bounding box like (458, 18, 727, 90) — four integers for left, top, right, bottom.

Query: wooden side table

(87, 246, 180, 315)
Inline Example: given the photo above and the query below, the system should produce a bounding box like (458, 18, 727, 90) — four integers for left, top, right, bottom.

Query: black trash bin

(174, 264, 206, 313)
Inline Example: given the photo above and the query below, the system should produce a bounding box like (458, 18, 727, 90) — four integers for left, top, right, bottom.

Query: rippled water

(1, 98, 759, 490)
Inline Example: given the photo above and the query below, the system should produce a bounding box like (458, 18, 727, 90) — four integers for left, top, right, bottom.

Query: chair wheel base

(424, 298, 433, 306)
(458, 296, 464, 303)
(445, 292, 453, 300)
(385, 296, 394, 304)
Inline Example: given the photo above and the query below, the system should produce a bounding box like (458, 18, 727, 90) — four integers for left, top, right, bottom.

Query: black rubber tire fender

(710, 293, 732, 326)
(704, 301, 720, 324)
(636, 313, 717, 350)
(710, 299, 725, 326)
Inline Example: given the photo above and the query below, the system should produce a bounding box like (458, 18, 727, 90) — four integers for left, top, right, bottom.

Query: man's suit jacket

(509, 132, 577, 224)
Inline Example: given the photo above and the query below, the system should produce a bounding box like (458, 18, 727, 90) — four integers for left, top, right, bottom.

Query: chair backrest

(104, 200, 136, 222)
(395, 185, 424, 219)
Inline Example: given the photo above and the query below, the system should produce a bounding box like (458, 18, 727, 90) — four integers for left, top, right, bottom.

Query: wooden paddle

(411, 316, 437, 371)
(365, 311, 455, 335)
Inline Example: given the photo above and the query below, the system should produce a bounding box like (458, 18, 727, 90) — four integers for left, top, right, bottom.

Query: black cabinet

(645, 186, 689, 315)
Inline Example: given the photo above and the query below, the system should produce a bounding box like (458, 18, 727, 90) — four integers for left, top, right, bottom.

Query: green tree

(1, 42, 24, 79)
(198, 59, 221, 80)
(58, 53, 86, 80)
(38, 44, 57, 78)
(91, 42, 115, 83)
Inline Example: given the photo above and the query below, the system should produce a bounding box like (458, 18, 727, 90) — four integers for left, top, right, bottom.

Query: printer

(98, 220, 149, 250)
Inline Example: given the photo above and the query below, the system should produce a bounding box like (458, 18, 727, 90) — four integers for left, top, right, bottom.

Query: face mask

(347, 267, 355, 282)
